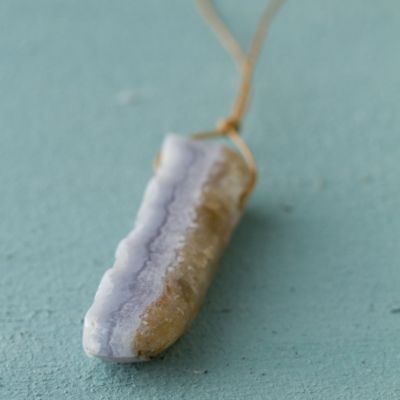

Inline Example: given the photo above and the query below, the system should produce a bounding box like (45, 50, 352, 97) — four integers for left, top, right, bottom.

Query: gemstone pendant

(83, 135, 250, 362)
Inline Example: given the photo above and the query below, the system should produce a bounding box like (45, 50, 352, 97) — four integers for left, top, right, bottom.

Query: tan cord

(197, 0, 285, 129)
(195, 0, 285, 203)
(156, 0, 285, 204)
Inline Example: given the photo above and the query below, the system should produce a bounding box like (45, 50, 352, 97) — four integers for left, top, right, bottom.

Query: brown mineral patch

(133, 146, 249, 359)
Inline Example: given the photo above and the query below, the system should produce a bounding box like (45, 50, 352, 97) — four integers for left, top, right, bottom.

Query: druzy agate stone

(83, 135, 250, 362)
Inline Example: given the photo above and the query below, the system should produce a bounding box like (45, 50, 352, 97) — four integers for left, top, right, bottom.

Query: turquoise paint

(1, 0, 400, 398)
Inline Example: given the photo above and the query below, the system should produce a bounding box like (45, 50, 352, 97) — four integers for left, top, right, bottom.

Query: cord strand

(196, 0, 285, 131)
(193, 0, 285, 203)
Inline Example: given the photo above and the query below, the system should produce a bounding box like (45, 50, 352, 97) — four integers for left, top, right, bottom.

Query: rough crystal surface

(83, 134, 249, 362)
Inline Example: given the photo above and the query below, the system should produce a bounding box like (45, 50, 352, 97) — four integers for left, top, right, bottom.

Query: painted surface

(1, 0, 399, 398)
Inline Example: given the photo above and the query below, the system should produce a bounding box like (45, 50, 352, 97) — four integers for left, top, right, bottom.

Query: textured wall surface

(1, 1, 400, 399)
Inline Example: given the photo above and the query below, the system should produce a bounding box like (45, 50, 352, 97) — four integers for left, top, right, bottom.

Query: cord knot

(216, 117, 241, 134)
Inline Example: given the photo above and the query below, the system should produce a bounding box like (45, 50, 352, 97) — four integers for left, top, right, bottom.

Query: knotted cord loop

(155, 1, 285, 205)
(195, 0, 285, 204)
(216, 116, 241, 134)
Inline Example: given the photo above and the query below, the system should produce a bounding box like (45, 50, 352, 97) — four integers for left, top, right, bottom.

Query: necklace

(83, 0, 285, 362)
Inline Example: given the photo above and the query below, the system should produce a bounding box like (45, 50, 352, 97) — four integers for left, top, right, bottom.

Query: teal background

(1, 0, 400, 399)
